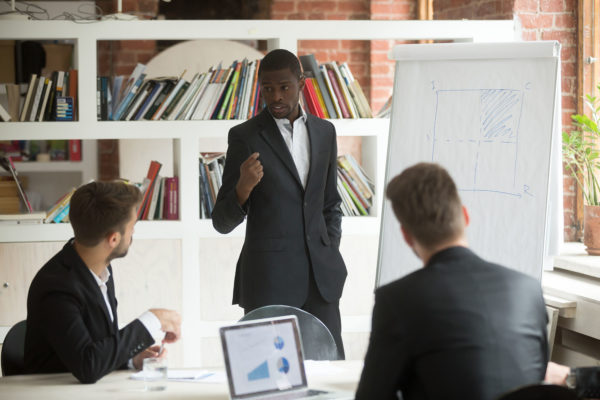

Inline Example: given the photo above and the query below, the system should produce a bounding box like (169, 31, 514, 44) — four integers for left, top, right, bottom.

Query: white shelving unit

(0, 19, 516, 366)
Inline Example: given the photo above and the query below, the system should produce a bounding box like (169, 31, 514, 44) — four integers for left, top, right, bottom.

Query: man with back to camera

(25, 181, 182, 383)
(355, 162, 549, 400)
(211, 49, 347, 358)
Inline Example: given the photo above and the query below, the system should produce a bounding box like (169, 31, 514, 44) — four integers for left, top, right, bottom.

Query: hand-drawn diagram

(431, 88, 524, 197)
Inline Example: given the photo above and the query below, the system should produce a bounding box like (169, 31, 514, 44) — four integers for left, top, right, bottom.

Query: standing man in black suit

(25, 181, 181, 383)
(212, 49, 347, 357)
(355, 163, 549, 400)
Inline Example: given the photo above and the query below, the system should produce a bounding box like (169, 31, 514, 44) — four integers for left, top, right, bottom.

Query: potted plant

(563, 83, 600, 254)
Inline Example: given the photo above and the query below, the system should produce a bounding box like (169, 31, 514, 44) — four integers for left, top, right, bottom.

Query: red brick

(337, 1, 369, 13)
(562, 60, 576, 77)
(514, 0, 538, 12)
(271, 0, 296, 13)
(475, 1, 498, 17)
(561, 46, 576, 62)
(561, 77, 575, 94)
(519, 13, 553, 29)
(554, 13, 576, 29)
(121, 40, 156, 50)
(325, 13, 348, 20)
(562, 94, 576, 111)
(371, 64, 392, 75)
(371, 51, 392, 63)
(540, 0, 564, 12)
(541, 30, 576, 43)
(301, 40, 341, 50)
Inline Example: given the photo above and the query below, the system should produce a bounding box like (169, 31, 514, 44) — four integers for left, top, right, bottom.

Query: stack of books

(299, 54, 372, 119)
(136, 160, 179, 221)
(0, 70, 78, 122)
(336, 154, 375, 216)
(198, 152, 225, 219)
(99, 59, 263, 121)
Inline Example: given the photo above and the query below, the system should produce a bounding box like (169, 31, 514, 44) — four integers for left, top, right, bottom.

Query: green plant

(563, 84, 600, 206)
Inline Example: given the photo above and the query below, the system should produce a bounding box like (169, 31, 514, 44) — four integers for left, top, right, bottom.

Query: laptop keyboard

(271, 389, 328, 399)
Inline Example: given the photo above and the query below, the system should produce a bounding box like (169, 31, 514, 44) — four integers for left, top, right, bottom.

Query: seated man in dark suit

(355, 162, 549, 400)
(25, 181, 181, 383)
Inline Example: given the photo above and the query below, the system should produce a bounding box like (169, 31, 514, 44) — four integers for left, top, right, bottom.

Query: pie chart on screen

(277, 357, 290, 374)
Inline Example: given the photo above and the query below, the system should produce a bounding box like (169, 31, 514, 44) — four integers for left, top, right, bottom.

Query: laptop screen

(220, 316, 308, 399)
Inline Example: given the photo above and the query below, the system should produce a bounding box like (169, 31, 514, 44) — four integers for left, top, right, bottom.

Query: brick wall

(433, 0, 579, 241)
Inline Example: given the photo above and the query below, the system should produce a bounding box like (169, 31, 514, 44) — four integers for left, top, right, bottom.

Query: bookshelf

(0, 19, 516, 367)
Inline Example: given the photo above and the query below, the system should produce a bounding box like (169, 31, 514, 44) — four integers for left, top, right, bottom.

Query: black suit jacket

(24, 240, 154, 383)
(212, 109, 347, 309)
(355, 246, 548, 400)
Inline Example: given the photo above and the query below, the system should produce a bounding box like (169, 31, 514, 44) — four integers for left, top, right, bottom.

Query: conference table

(0, 360, 363, 399)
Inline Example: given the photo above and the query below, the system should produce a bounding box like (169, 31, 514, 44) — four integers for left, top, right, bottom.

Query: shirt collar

(87, 265, 111, 286)
(271, 105, 307, 126)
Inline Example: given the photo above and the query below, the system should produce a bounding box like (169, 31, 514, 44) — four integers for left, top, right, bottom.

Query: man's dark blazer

(24, 240, 154, 383)
(355, 246, 548, 400)
(212, 109, 347, 310)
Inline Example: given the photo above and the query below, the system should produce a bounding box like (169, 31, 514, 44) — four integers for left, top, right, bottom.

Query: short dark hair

(386, 163, 465, 249)
(69, 181, 142, 247)
(258, 49, 302, 80)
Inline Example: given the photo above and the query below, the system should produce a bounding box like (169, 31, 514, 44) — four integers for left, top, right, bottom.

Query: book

(152, 75, 188, 120)
(45, 188, 75, 223)
(5, 83, 21, 121)
(0, 102, 10, 122)
(124, 80, 153, 121)
(161, 79, 190, 120)
(299, 54, 337, 119)
(138, 160, 162, 220)
(134, 81, 162, 120)
(217, 61, 240, 120)
(43, 72, 59, 121)
(113, 72, 147, 121)
(329, 62, 357, 118)
(113, 63, 146, 120)
(28, 77, 46, 122)
(143, 80, 175, 120)
(68, 69, 78, 120)
(53, 203, 70, 223)
(321, 65, 342, 118)
(168, 73, 200, 120)
(310, 77, 330, 118)
(56, 97, 74, 121)
(37, 79, 53, 122)
(20, 74, 37, 122)
(146, 174, 162, 220)
(0, 156, 33, 212)
(68, 140, 82, 161)
(164, 176, 179, 220)
(156, 177, 167, 220)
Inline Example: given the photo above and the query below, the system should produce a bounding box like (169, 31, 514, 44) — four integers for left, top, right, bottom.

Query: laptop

(219, 316, 354, 400)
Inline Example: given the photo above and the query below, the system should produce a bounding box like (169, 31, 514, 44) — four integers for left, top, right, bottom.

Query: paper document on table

(131, 369, 226, 383)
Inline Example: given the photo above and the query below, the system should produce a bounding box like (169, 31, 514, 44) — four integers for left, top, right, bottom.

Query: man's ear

(106, 231, 120, 249)
(298, 74, 306, 91)
(462, 205, 470, 227)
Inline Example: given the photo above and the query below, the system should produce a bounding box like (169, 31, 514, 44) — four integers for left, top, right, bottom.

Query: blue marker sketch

(431, 88, 524, 197)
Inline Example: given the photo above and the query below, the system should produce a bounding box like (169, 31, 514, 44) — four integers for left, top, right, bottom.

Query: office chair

(495, 383, 577, 400)
(1, 320, 27, 376)
(239, 305, 340, 361)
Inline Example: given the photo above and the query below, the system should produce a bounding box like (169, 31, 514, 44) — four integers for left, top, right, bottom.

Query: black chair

(239, 305, 340, 361)
(1, 320, 27, 376)
(496, 383, 577, 400)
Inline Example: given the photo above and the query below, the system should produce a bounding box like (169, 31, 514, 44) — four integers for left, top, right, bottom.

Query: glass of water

(143, 357, 168, 391)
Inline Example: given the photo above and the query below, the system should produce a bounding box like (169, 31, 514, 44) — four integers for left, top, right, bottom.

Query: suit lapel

(257, 110, 303, 188)
(305, 114, 323, 193)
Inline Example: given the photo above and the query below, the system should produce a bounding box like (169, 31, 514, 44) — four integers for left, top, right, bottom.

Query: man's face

(259, 68, 305, 123)
(107, 207, 136, 262)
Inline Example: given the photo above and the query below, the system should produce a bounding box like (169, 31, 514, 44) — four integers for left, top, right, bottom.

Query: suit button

(306, 235, 311, 241)
(304, 202, 307, 207)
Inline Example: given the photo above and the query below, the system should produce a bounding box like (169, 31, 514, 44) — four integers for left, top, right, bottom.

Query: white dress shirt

(87, 268, 162, 338)
(272, 106, 310, 188)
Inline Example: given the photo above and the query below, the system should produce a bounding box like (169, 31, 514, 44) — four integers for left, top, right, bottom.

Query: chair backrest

(495, 383, 577, 400)
(239, 305, 340, 361)
(1, 320, 27, 376)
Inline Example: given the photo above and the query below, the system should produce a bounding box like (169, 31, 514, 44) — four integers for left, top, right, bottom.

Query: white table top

(0, 360, 363, 400)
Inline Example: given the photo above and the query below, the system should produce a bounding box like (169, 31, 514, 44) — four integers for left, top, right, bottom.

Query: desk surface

(0, 360, 363, 400)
